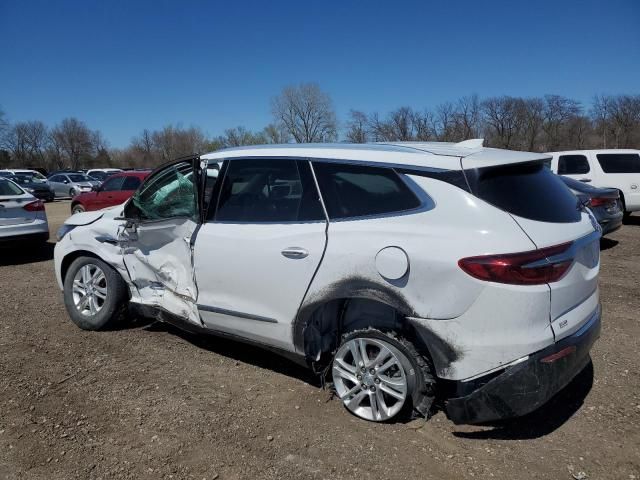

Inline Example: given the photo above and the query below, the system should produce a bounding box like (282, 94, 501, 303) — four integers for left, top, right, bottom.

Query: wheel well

(60, 250, 103, 284)
(300, 297, 434, 371)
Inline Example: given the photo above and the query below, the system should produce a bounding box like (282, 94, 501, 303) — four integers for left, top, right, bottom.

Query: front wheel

(63, 256, 128, 330)
(69, 188, 77, 198)
(332, 329, 435, 422)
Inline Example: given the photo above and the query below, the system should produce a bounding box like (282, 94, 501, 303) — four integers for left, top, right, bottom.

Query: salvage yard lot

(0, 201, 638, 480)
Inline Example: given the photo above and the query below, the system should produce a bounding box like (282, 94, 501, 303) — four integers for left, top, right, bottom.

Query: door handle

(579, 178, 592, 183)
(281, 247, 309, 259)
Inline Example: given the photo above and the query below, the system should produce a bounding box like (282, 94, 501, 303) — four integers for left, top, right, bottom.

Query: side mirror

(91, 185, 99, 192)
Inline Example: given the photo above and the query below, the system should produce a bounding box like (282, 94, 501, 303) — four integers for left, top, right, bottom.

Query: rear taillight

(589, 197, 616, 208)
(23, 200, 45, 212)
(458, 242, 573, 285)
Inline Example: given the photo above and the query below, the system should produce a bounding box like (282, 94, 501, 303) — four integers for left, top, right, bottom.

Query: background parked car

(558, 176, 623, 235)
(3, 172, 55, 202)
(70, 170, 150, 214)
(86, 168, 123, 182)
(47, 173, 100, 198)
(0, 177, 49, 243)
(547, 149, 640, 219)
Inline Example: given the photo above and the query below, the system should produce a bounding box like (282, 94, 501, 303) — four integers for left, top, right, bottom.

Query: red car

(71, 170, 150, 214)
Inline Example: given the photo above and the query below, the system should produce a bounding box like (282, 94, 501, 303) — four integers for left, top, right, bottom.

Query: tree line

(1, 83, 639, 171)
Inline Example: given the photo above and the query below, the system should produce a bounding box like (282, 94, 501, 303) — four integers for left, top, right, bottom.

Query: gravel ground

(0, 201, 638, 480)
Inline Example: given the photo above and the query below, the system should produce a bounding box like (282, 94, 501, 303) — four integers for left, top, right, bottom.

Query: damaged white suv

(54, 141, 601, 424)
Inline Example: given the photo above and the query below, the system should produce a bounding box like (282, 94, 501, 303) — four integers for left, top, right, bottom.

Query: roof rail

(455, 138, 484, 149)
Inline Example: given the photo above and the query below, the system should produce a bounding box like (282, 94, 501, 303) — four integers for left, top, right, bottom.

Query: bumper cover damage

(446, 305, 601, 425)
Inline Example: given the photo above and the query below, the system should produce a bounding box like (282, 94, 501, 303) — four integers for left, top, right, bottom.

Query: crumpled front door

(121, 217, 201, 325)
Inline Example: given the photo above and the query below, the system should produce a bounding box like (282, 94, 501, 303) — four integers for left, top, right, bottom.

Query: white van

(547, 150, 640, 216)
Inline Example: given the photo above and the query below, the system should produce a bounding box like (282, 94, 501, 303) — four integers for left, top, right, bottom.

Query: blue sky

(1, 0, 639, 147)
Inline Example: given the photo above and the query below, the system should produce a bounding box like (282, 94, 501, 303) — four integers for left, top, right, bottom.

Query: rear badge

(559, 319, 568, 328)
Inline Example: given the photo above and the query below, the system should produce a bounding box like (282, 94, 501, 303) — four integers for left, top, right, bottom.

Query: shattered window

(132, 162, 197, 220)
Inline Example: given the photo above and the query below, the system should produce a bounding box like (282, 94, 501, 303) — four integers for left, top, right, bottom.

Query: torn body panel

(120, 217, 201, 325)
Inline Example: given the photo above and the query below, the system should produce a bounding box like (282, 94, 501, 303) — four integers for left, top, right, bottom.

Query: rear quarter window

(470, 161, 581, 223)
(312, 162, 421, 219)
(596, 153, 640, 173)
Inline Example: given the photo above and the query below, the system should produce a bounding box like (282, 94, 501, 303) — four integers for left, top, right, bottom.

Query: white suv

(547, 149, 640, 217)
(54, 141, 601, 424)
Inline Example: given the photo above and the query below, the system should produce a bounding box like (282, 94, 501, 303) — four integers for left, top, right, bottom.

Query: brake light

(589, 197, 615, 208)
(23, 200, 45, 212)
(458, 242, 573, 285)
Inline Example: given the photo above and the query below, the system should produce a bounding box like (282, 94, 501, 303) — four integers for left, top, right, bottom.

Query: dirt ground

(0, 201, 638, 480)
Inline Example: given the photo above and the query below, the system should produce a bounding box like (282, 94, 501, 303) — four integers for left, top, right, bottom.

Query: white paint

(54, 142, 602, 384)
(375, 246, 409, 280)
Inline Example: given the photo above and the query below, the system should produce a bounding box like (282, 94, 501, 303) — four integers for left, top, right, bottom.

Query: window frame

(204, 156, 434, 224)
(100, 176, 126, 192)
(121, 175, 143, 191)
(123, 155, 203, 224)
(311, 159, 428, 221)
(558, 154, 591, 175)
(206, 158, 327, 225)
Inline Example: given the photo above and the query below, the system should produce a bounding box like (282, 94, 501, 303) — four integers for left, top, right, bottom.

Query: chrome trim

(197, 304, 278, 323)
(525, 229, 602, 268)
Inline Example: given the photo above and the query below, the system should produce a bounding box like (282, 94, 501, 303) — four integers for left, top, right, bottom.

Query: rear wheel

(69, 188, 77, 197)
(72, 204, 85, 214)
(332, 329, 435, 422)
(63, 256, 128, 330)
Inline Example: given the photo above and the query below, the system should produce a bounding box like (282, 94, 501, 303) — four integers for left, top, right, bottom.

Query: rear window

(471, 162, 581, 223)
(596, 153, 640, 173)
(312, 162, 421, 219)
(0, 179, 24, 196)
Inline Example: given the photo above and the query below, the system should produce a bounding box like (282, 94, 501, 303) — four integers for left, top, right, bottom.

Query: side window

(121, 176, 142, 191)
(101, 176, 126, 192)
(312, 162, 421, 219)
(596, 153, 640, 173)
(214, 159, 324, 223)
(558, 155, 590, 175)
(50, 175, 62, 183)
(129, 161, 197, 221)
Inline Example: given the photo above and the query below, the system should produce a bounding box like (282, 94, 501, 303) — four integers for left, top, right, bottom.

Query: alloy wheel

(72, 264, 108, 317)
(332, 337, 408, 421)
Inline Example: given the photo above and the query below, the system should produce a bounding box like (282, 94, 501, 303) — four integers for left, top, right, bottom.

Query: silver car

(0, 177, 49, 243)
(48, 173, 100, 198)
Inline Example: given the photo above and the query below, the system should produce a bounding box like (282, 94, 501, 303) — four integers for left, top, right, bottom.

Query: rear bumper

(593, 207, 623, 235)
(445, 305, 601, 425)
(0, 230, 49, 243)
(0, 219, 49, 242)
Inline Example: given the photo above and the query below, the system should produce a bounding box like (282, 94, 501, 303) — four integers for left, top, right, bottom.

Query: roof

(201, 140, 550, 170)
(110, 170, 151, 179)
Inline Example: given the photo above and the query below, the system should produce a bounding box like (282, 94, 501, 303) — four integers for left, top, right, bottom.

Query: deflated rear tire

(63, 256, 128, 330)
(332, 329, 435, 422)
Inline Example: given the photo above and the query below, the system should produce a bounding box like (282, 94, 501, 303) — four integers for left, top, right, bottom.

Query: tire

(69, 188, 77, 198)
(71, 204, 85, 215)
(331, 328, 435, 422)
(63, 256, 128, 331)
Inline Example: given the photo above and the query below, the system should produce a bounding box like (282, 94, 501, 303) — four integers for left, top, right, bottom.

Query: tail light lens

(23, 200, 45, 212)
(589, 197, 616, 208)
(458, 242, 573, 285)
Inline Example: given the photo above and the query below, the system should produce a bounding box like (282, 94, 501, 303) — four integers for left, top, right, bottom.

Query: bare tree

(50, 118, 95, 169)
(345, 110, 369, 143)
(271, 83, 337, 143)
(217, 126, 266, 147)
(593, 94, 640, 148)
(542, 95, 582, 150)
(262, 123, 290, 144)
(481, 96, 522, 148)
(454, 94, 482, 139)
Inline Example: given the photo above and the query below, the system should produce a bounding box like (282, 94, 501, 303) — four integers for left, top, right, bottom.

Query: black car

(559, 176, 623, 235)
(9, 173, 55, 202)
